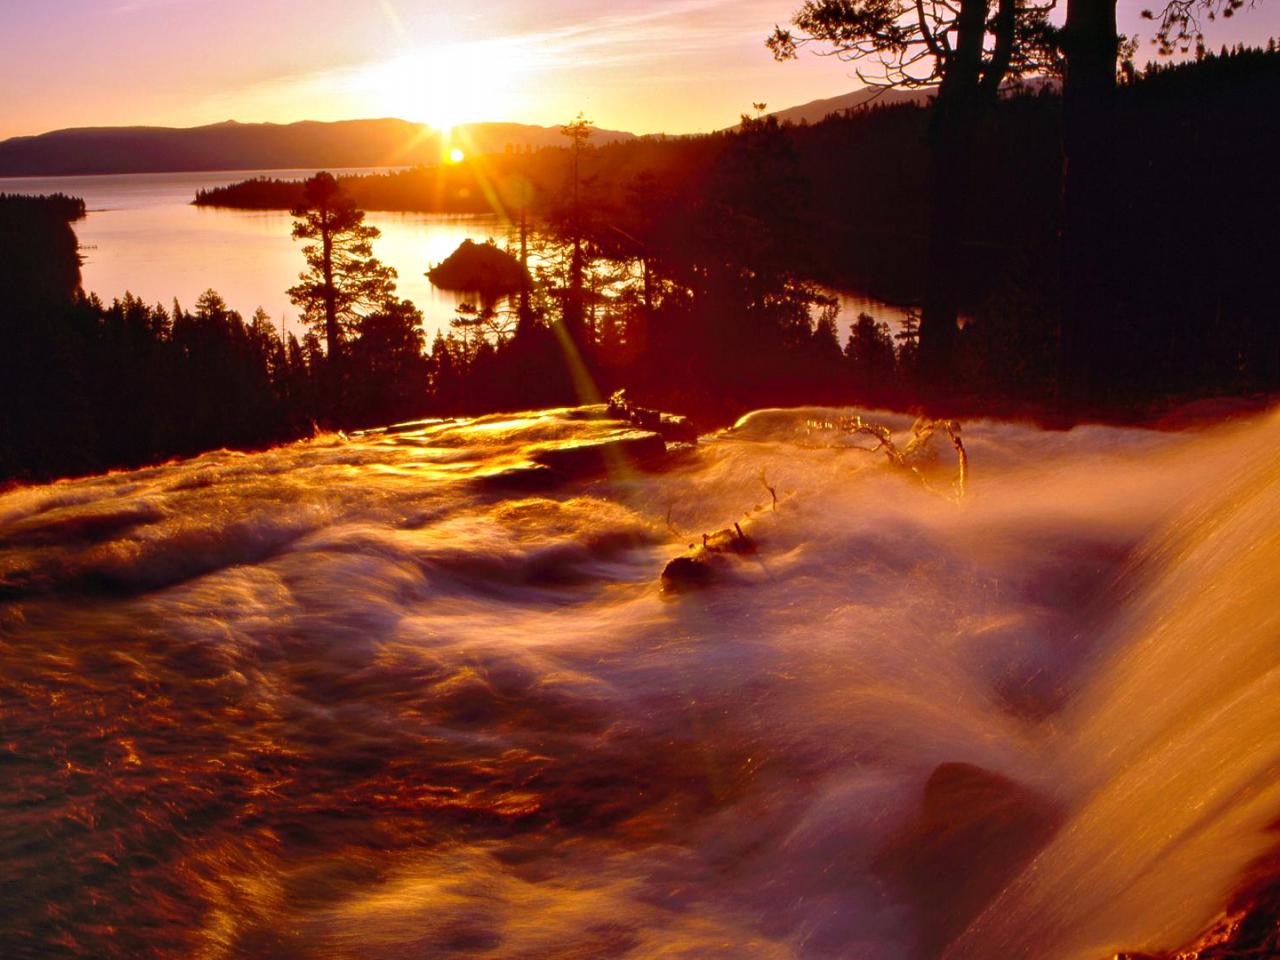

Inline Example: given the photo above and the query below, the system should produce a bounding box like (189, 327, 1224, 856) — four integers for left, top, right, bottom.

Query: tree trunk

(321, 216, 340, 359)
(916, 0, 988, 401)
(566, 236, 585, 342)
(563, 140, 587, 346)
(1059, 0, 1118, 409)
(917, 121, 973, 398)
(516, 203, 535, 338)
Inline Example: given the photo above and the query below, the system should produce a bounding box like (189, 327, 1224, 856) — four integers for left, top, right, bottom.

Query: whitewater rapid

(2, 405, 1278, 959)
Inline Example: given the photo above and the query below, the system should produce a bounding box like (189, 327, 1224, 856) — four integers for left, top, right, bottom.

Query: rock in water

(874, 762, 1062, 958)
(1110, 849, 1280, 959)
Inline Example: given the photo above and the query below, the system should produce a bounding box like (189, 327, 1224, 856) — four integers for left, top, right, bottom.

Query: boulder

(874, 762, 1062, 958)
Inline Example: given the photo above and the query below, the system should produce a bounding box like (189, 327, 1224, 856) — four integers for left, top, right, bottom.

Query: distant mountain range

(0, 118, 638, 178)
(1, 85, 996, 178)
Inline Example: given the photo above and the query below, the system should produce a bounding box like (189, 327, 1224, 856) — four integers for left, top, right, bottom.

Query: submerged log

(660, 522, 757, 591)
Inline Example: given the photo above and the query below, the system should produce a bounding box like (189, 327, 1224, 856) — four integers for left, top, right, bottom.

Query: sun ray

(376, 0, 407, 38)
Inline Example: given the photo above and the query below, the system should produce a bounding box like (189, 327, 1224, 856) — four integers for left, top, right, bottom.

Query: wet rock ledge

(606, 390, 698, 444)
(1111, 854, 1280, 959)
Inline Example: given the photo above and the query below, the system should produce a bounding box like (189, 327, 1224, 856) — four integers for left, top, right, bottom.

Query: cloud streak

(0, 0, 890, 136)
(112, 0, 211, 15)
(226, 0, 777, 109)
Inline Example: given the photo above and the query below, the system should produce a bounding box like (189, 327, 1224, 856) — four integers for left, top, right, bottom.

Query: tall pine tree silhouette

(287, 173, 396, 360)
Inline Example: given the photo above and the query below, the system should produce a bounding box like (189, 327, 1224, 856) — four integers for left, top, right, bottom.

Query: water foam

(2, 405, 1277, 959)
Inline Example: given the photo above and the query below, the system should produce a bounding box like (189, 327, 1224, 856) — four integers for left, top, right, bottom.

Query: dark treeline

(191, 136, 684, 214)
(0, 192, 86, 220)
(3, 44, 1279, 481)
(397, 44, 1280, 418)
(0, 193, 86, 305)
(195, 44, 1280, 412)
(2, 191, 449, 480)
(0, 199, 300, 479)
(196, 166, 501, 214)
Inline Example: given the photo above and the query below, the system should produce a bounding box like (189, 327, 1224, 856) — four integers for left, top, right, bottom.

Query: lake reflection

(82, 204, 505, 340)
(1, 168, 912, 343)
(1, 169, 506, 341)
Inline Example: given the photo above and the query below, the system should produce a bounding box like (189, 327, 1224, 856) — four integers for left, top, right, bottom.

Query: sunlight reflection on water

(1, 169, 914, 345)
(0, 169, 505, 341)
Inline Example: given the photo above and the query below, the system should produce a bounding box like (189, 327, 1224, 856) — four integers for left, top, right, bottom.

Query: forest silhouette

(2, 40, 1279, 482)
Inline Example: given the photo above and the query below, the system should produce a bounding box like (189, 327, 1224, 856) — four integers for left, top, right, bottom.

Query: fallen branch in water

(661, 481, 784, 592)
(944, 420, 968, 500)
(759, 470, 778, 511)
(662, 415, 967, 590)
(807, 415, 968, 502)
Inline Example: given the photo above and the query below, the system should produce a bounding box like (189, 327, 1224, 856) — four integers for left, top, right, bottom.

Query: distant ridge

(763, 86, 934, 125)
(0, 118, 638, 178)
(755, 77, 1056, 127)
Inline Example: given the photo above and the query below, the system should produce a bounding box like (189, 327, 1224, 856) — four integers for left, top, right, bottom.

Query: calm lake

(1, 168, 909, 342)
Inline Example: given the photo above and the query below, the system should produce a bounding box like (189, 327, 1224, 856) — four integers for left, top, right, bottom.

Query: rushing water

(0, 170, 912, 344)
(2, 404, 1278, 959)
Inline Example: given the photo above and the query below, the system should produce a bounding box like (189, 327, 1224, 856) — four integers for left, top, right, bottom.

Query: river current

(3, 404, 1278, 959)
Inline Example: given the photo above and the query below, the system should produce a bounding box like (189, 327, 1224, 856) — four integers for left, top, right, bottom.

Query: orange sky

(2, 0, 1277, 139)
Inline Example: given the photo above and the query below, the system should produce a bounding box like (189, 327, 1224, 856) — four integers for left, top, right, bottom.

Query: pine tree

(287, 173, 396, 359)
(558, 114, 594, 344)
(846, 312, 898, 399)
